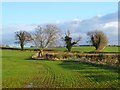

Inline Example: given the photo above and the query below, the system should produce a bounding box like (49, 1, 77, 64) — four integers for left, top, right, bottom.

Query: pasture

(3, 46, 119, 52)
(27, 46, 119, 52)
(2, 50, 119, 88)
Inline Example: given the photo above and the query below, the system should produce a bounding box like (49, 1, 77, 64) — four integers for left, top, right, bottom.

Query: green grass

(4, 46, 119, 52)
(2, 50, 120, 88)
(103, 46, 119, 52)
(44, 46, 95, 52)
(45, 46, 119, 52)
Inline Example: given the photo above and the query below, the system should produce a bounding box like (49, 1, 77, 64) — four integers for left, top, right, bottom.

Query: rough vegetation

(32, 51, 119, 67)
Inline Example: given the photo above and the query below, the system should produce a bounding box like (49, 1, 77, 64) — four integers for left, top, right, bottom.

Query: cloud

(2, 24, 37, 32)
(55, 20, 61, 24)
(100, 12, 117, 23)
(96, 14, 103, 17)
(2, 12, 118, 46)
(56, 12, 118, 45)
(103, 21, 118, 29)
(2, 24, 37, 44)
(72, 18, 81, 22)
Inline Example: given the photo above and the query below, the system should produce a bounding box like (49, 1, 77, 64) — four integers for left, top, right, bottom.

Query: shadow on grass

(24, 57, 54, 61)
(59, 60, 120, 84)
(59, 60, 120, 73)
(24, 57, 35, 60)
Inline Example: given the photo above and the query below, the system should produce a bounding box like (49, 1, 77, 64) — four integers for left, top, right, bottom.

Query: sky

(1, 2, 118, 46)
(2, 2, 117, 25)
(1, 0, 119, 2)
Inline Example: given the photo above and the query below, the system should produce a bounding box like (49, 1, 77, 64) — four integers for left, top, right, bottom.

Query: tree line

(15, 24, 108, 52)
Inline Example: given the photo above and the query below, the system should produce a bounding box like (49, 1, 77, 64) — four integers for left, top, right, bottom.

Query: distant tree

(15, 31, 31, 50)
(87, 30, 108, 51)
(5, 45, 10, 48)
(64, 30, 81, 52)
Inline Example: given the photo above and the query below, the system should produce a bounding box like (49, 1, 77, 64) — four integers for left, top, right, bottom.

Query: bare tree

(87, 30, 108, 51)
(64, 30, 81, 52)
(31, 24, 60, 49)
(15, 31, 31, 50)
(30, 24, 60, 57)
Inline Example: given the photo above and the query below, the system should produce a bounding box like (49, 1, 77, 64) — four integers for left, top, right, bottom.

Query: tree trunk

(20, 43, 24, 51)
(68, 46, 72, 52)
(38, 49, 43, 57)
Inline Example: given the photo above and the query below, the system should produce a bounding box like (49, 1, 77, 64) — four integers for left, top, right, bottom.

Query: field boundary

(1, 46, 120, 53)
(31, 52, 120, 68)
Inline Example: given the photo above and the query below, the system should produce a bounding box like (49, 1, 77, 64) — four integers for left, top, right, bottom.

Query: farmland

(44, 46, 119, 52)
(2, 49, 120, 88)
(3, 46, 119, 52)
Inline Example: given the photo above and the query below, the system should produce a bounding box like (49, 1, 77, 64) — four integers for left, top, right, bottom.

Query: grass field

(2, 50, 120, 88)
(3, 46, 119, 52)
(27, 46, 119, 52)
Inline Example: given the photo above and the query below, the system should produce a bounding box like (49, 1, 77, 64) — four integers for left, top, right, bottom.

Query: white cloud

(72, 18, 81, 24)
(73, 18, 81, 22)
(103, 22, 118, 29)
(96, 14, 103, 18)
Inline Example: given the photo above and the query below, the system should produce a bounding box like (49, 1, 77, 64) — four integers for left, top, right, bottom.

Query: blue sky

(2, 2, 117, 25)
(1, 2, 118, 46)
